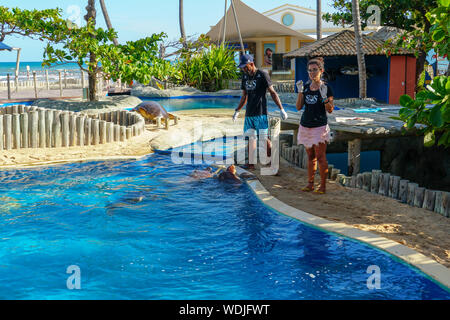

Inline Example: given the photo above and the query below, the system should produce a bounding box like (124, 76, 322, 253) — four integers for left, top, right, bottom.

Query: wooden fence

(280, 141, 450, 218)
(0, 105, 145, 150)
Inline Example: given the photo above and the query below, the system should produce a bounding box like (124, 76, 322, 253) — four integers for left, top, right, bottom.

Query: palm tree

(99, 0, 119, 46)
(85, 0, 98, 101)
(352, 0, 367, 98)
(179, 0, 186, 48)
(316, 0, 322, 40)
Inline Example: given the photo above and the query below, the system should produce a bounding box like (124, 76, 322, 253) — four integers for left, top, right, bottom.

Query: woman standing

(296, 57, 334, 194)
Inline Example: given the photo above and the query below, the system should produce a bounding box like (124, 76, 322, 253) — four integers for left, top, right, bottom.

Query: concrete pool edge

(238, 169, 450, 291)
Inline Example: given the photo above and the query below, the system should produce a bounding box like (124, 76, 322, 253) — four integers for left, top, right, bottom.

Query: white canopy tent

(207, 0, 313, 44)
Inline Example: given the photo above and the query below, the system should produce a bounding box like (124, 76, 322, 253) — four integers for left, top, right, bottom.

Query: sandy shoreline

(0, 104, 449, 271)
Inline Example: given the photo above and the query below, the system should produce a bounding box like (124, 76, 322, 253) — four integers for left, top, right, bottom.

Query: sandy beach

(0, 103, 449, 269)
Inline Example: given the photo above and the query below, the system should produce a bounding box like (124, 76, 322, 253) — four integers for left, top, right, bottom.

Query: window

(282, 13, 294, 26)
(272, 53, 290, 71)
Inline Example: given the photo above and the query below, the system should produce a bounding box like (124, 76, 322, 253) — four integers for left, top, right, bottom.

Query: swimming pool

(0, 154, 449, 299)
(137, 97, 300, 113)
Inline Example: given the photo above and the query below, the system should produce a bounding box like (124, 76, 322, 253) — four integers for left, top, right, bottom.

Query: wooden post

(29, 111, 38, 148)
(413, 187, 425, 208)
(443, 192, 450, 218)
(434, 191, 449, 217)
(45, 110, 53, 148)
(120, 126, 126, 142)
(38, 108, 46, 148)
(389, 176, 401, 199)
(12, 114, 21, 149)
(328, 164, 334, 179)
(45, 70, 50, 90)
(92, 119, 100, 145)
(52, 111, 62, 148)
(61, 112, 70, 147)
(33, 72, 38, 99)
(59, 71, 63, 97)
(85, 117, 92, 146)
(106, 122, 114, 142)
(126, 127, 131, 139)
(20, 113, 28, 148)
(64, 69, 67, 89)
(371, 170, 381, 194)
(120, 111, 127, 126)
(422, 190, 436, 211)
(378, 173, 390, 197)
(347, 138, 361, 176)
(362, 172, 372, 192)
(68, 113, 77, 146)
(114, 124, 120, 141)
(356, 173, 364, 189)
(407, 183, 419, 206)
(331, 168, 341, 181)
(81, 70, 85, 89)
(4, 114, 12, 149)
(99, 120, 107, 144)
(399, 180, 409, 203)
(7, 74, 11, 100)
(76, 116, 85, 146)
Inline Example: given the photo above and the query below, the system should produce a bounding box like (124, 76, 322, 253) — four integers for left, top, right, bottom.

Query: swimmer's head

(227, 165, 236, 174)
(206, 166, 213, 172)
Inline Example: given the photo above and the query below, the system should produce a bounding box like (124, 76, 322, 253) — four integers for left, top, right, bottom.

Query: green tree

(396, 0, 450, 147)
(43, 5, 165, 101)
(324, 0, 438, 92)
(0, 6, 64, 42)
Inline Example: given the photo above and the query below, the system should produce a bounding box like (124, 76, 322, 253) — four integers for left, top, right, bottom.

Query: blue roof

(0, 42, 12, 51)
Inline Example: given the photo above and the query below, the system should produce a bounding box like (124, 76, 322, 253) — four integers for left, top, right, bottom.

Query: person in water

(190, 167, 218, 179)
(218, 165, 242, 184)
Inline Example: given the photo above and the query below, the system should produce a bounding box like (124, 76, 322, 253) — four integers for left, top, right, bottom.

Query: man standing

(233, 54, 288, 170)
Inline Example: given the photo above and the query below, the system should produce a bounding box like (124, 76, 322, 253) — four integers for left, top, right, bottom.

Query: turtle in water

(132, 101, 176, 123)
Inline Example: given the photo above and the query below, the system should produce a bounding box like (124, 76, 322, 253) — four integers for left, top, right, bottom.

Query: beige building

(263, 4, 350, 40)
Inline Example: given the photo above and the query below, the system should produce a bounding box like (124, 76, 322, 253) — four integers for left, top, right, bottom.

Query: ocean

(0, 61, 83, 82)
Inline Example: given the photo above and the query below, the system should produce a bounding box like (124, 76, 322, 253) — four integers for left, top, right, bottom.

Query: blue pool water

(138, 97, 300, 113)
(0, 154, 449, 300)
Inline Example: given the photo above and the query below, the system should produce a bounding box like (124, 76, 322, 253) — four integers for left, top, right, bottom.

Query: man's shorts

(244, 115, 269, 138)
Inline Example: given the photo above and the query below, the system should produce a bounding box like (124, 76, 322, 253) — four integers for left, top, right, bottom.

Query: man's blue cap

(238, 54, 254, 68)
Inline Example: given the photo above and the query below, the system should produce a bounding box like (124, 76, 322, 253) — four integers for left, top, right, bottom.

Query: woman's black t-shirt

(300, 82, 333, 128)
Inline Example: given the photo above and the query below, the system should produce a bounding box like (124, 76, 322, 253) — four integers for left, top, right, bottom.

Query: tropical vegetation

(395, 0, 450, 147)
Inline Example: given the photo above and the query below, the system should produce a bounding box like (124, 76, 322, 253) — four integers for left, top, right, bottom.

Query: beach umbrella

(0, 42, 21, 89)
(0, 42, 13, 51)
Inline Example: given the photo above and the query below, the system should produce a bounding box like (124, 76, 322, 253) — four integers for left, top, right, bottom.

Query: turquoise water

(0, 154, 449, 300)
(139, 97, 300, 113)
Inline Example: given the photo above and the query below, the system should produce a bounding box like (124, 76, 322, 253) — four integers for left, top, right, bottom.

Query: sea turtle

(131, 101, 177, 124)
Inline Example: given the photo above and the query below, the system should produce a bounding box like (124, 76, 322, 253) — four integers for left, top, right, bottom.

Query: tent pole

(221, 0, 228, 46)
(230, 0, 245, 55)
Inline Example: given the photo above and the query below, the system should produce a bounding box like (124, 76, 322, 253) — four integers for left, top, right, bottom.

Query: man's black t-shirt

(300, 82, 333, 128)
(241, 69, 272, 117)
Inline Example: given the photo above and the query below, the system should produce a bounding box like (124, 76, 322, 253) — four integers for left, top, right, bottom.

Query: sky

(0, 0, 337, 62)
